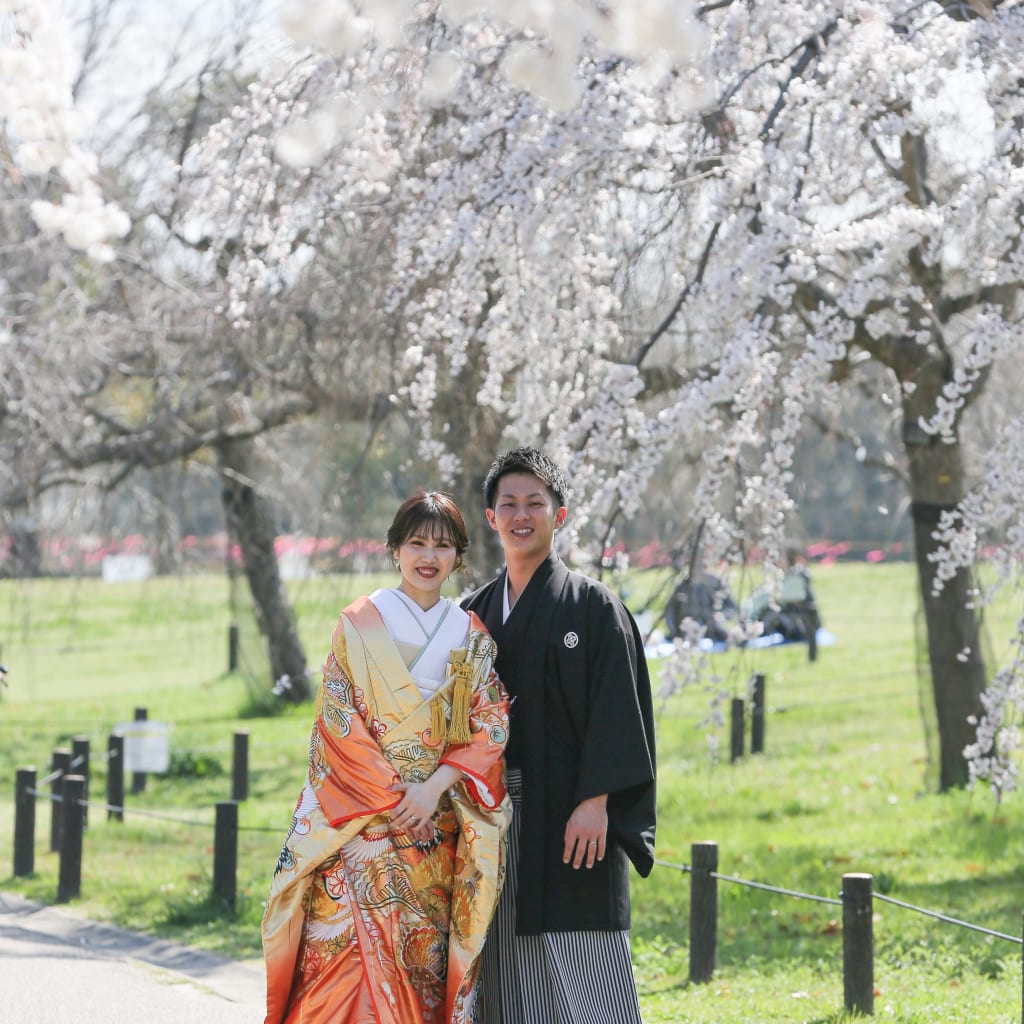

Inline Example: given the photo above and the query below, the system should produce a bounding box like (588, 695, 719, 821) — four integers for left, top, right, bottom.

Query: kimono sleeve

(440, 621, 510, 810)
(441, 663, 510, 809)
(573, 588, 656, 829)
(311, 628, 402, 827)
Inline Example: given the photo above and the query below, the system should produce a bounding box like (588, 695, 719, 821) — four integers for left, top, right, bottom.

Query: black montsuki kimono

(463, 552, 656, 935)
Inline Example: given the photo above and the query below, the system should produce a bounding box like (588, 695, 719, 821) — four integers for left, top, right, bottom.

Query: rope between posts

(28, 787, 211, 826)
(872, 892, 1023, 945)
(654, 858, 691, 872)
(654, 857, 844, 906)
(712, 871, 843, 906)
(26, 787, 281, 832)
(28, 787, 63, 803)
(81, 797, 280, 833)
(86, 800, 216, 828)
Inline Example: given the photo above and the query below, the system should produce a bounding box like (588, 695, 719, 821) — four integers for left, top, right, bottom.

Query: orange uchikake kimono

(263, 596, 511, 1024)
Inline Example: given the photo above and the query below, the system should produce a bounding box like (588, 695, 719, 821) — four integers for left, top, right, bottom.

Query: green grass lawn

(1, 562, 1022, 1023)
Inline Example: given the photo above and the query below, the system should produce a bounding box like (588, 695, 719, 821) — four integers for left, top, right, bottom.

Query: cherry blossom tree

(195, 0, 1024, 786)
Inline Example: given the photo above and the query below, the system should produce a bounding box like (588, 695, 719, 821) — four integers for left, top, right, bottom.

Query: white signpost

(114, 720, 170, 773)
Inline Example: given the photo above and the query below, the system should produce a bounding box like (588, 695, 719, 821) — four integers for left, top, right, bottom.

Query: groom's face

(485, 472, 566, 561)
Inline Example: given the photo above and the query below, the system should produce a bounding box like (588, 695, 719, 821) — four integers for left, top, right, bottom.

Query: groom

(463, 446, 656, 1023)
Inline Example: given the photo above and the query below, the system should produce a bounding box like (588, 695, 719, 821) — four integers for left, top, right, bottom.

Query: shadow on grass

(159, 890, 239, 929)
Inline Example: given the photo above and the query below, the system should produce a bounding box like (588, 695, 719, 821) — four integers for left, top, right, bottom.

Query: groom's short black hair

(483, 447, 569, 509)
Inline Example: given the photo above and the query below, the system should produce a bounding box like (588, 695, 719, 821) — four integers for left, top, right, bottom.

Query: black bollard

(14, 767, 36, 877)
(228, 622, 239, 672)
(71, 736, 90, 829)
(689, 840, 718, 984)
(213, 801, 238, 912)
(49, 748, 71, 853)
(750, 673, 765, 754)
(57, 775, 85, 903)
(730, 697, 745, 763)
(106, 734, 124, 822)
(842, 872, 874, 1016)
(232, 730, 249, 802)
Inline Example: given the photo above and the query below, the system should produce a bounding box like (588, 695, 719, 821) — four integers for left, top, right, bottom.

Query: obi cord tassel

(431, 689, 448, 746)
(447, 647, 474, 745)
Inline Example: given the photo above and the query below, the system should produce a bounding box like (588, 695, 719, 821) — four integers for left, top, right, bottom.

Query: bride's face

(394, 528, 458, 608)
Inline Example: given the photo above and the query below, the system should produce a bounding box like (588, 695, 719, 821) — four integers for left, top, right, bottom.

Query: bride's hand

(389, 780, 441, 842)
(388, 763, 464, 843)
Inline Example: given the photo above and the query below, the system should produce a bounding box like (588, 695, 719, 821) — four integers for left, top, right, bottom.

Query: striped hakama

(479, 770, 644, 1024)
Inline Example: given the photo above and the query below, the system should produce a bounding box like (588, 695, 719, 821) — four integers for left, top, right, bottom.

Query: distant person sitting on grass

(743, 547, 822, 659)
(664, 566, 737, 645)
(776, 548, 821, 641)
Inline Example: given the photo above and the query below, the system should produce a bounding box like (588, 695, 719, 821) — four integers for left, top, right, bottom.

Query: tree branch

(633, 221, 720, 367)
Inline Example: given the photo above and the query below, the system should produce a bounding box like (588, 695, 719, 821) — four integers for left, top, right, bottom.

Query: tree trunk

(445, 335, 507, 587)
(453, 456, 505, 586)
(217, 439, 309, 702)
(902, 371, 986, 790)
(2, 507, 42, 578)
(149, 466, 181, 576)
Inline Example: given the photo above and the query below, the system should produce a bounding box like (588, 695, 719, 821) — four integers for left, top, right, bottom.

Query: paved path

(0, 892, 265, 1023)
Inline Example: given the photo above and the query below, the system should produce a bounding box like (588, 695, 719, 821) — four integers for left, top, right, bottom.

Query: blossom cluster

(282, 0, 702, 111)
(963, 620, 1024, 803)
(0, 0, 130, 257)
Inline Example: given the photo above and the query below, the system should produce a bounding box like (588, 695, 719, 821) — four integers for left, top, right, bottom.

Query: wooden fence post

(71, 735, 90, 829)
(57, 775, 85, 903)
(107, 734, 124, 822)
(213, 801, 238, 912)
(751, 673, 766, 754)
(232, 730, 249, 802)
(49, 748, 71, 853)
(730, 698, 745, 763)
(689, 840, 718, 983)
(843, 872, 874, 1016)
(228, 622, 239, 672)
(14, 767, 36, 877)
(131, 707, 148, 794)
